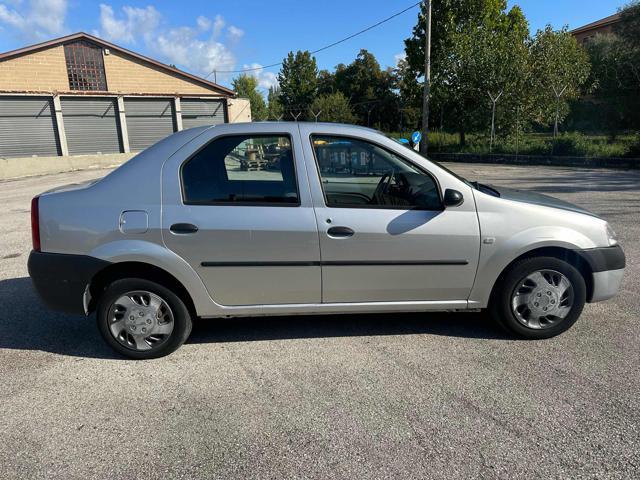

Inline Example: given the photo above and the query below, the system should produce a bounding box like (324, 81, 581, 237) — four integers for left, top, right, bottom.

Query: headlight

(606, 223, 618, 246)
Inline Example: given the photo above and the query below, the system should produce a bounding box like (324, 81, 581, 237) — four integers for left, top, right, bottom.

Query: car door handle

(327, 226, 355, 238)
(170, 223, 199, 234)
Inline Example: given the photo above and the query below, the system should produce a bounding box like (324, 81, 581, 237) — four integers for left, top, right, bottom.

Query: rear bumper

(27, 251, 110, 315)
(575, 245, 625, 303)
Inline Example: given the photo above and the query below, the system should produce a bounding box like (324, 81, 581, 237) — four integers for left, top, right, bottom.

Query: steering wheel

(371, 171, 394, 204)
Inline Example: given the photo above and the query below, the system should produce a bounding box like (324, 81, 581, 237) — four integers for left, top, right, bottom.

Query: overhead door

(124, 98, 176, 151)
(0, 96, 60, 158)
(61, 97, 122, 155)
(181, 99, 226, 129)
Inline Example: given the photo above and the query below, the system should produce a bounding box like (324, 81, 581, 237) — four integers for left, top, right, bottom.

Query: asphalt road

(1, 164, 638, 479)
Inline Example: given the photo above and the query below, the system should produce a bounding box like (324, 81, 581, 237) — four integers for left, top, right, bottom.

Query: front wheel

(96, 278, 193, 359)
(490, 256, 587, 339)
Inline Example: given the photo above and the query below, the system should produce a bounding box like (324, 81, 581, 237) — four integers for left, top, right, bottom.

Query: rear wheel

(96, 278, 192, 359)
(490, 256, 586, 339)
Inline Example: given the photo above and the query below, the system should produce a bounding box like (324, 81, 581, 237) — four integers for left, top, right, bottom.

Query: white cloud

(98, 4, 160, 44)
(95, 5, 248, 81)
(212, 14, 224, 38)
(394, 52, 407, 66)
(196, 15, 210, 31)
(227, 25, 243, 41)
(242, 63, 278, 91)
(155, 28, 236, 78)
(0, 0, 68, 40)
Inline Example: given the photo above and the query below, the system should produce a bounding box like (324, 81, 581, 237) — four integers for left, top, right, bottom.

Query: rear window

(181, 135, 299, 205)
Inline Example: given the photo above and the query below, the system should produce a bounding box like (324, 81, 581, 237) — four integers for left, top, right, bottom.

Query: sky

(0, 0, 629, 92)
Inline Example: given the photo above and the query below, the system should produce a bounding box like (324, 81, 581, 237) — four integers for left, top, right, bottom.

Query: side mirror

(443, 189, 464, 207)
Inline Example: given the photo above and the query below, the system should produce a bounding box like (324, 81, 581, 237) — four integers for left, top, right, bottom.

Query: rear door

(161, 123, 321, 306)
(299, 124, 480, 304)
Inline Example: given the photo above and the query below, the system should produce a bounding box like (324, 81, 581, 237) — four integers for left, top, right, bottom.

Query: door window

(311, 136, 442, 210)
(182, 135, 299, 205)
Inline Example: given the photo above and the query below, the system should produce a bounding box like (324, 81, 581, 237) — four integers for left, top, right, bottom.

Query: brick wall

(103, 51, 217, 95)
(0, 46, 68, 91)
(0, 44, 226, 96)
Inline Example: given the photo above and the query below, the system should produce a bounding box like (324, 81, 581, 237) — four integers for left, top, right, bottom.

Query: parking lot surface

(1, 163, 639, 479)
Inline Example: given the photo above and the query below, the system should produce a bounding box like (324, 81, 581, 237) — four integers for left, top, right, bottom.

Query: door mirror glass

(443, 189, 464, 207)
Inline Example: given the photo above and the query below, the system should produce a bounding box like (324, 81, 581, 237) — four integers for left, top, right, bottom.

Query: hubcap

(511, 270, 574, 329)
(107, 291, 174, 351)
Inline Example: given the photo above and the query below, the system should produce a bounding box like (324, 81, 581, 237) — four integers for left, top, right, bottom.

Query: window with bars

(64, 41, 108, 91)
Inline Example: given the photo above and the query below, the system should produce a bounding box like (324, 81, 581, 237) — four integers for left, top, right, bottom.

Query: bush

(493, 136, 551, 155)
(624, 135, 640, 158)
(551, 132, 589, 156)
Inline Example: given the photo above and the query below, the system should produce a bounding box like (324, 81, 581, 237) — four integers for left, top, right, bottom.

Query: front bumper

(27, 251, 110, 315)
(575, 245, 625, 303)
(591, 268, 625, 302)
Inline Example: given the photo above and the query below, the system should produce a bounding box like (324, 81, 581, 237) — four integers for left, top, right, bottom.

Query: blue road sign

(411, 131, 422, 144)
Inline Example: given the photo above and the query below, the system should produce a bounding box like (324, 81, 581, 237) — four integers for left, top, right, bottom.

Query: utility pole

(420, 0, 432, 156)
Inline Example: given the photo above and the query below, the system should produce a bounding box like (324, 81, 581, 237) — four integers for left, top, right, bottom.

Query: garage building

(0, 32, 251, 159)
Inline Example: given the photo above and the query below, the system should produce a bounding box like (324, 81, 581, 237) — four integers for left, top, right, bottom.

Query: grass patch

(388, 131, 639, 158)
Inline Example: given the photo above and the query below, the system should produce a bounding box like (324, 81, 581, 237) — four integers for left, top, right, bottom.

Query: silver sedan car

(28, 123, 625, 359)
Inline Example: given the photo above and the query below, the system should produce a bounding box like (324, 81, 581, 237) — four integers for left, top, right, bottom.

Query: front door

(162, 126, 321, 306)
(300, 129, 480, 304)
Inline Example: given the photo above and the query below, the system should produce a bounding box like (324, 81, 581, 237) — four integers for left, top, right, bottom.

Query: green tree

(404, 1, 591, 144)
(529, 26, 591, 130)
(309, 92, 356, 123)
(317, 69, 336, 96)
(404, 0, 531, 144)
(581, 1, 640, 133)
(267, 85, 283, 120)
(277, 50, 318, 120)
(617, 0, 640, 52)
(332, 49, 399, 130)
(392, 56, 422, 131)
(231, 74, 267, 121)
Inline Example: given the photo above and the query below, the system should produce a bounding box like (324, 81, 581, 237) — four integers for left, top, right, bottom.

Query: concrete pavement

(0, 164, 638, 479)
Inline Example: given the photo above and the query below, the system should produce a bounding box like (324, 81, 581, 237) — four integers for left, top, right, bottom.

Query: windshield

(426, 157, 473, 188)
(426, 156, 500, 197)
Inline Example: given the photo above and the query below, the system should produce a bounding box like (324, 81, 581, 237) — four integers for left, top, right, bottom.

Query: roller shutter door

(62, 97, 122, 155)
(125, 98, 176, 151)
(0, 96, 60, 158)
(181, 99, 226, 129)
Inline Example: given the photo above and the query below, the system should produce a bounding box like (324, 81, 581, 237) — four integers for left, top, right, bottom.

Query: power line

(206, 1, 421, 78)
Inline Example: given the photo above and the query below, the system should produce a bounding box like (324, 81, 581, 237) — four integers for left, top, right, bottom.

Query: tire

(96, 278, 193, 359)
(489, 256, 587, 339)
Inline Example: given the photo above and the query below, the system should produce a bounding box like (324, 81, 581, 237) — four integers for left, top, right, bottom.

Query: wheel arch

(489, 246, 594, 304)
(87, 261, 197, 318)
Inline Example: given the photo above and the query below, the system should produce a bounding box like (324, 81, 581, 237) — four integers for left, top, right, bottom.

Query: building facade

(0, 32, 250, 159)
(571, 13, 622, 45)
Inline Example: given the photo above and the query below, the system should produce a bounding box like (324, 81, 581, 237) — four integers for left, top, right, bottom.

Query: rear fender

(88, 240, 218, 316)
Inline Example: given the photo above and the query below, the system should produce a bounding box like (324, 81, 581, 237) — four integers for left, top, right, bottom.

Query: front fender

(469, 226, 597, 308)
(88, 240, 218, 316)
